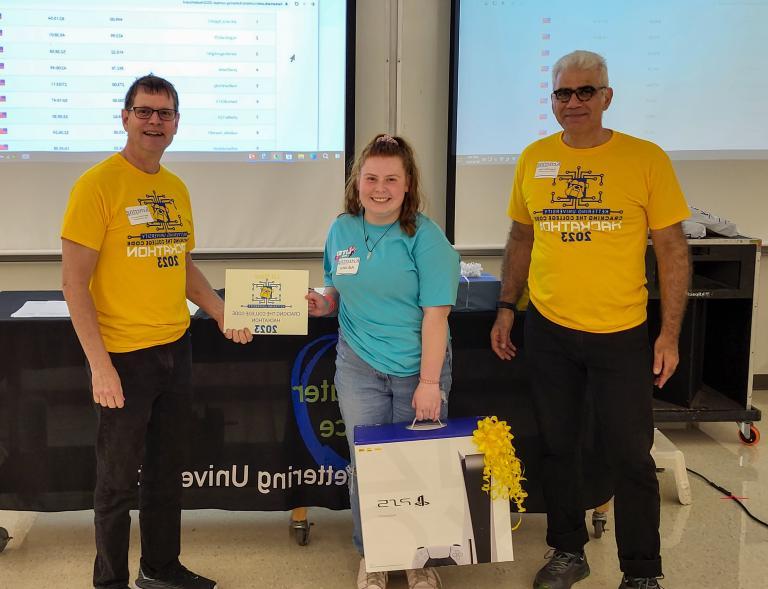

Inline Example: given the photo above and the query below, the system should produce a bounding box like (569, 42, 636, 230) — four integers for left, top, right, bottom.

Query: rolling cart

(646, 238, 762, 442)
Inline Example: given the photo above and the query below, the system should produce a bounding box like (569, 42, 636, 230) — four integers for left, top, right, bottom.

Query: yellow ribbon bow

(472, 416, 527, 512)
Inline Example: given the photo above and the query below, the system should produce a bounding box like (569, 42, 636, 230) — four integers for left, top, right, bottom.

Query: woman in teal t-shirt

(307, 134, 459, 589)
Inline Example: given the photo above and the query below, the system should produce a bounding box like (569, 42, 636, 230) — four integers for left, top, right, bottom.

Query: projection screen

(447, 0, 768, 249)
(0, 0, 355, 256)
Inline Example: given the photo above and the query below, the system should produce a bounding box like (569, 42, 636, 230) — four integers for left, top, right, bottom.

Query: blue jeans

(334, 333, 452, 555)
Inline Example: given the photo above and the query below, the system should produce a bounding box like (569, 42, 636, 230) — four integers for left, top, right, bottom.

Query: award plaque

(224, 269, 309, 335)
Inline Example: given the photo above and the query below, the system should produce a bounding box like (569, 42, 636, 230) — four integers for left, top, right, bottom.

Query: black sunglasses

(552, 85, 607, 103)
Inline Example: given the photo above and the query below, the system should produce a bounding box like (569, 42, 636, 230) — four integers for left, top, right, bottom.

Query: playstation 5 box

(354, 417, 513, 573)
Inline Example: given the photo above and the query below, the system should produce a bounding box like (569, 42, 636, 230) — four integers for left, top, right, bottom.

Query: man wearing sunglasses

(61, 75, 252, 589)
(491, 51, 690, 589)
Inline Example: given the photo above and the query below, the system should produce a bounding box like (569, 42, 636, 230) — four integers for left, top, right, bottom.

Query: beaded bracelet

(419, 376, 440, 385)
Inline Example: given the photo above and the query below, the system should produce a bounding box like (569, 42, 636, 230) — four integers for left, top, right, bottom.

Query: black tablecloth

(0, 291, 613, 512)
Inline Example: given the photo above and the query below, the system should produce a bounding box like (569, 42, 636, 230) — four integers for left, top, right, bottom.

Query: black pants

(524, 305, 661, 578)
(91, 332, 192, 589)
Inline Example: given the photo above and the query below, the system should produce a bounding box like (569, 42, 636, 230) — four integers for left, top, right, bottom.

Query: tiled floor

(1, 391, 766, 588)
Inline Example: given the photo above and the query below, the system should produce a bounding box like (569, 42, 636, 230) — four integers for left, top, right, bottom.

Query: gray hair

(552, 50, 609, 87)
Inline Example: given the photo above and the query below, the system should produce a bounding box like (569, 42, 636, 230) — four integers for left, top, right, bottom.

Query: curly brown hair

(343, 133, 422, 237)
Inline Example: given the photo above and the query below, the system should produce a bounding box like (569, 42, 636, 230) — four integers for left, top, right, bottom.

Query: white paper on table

(10, 300, 70, 318)
(11, 300, 197, 318)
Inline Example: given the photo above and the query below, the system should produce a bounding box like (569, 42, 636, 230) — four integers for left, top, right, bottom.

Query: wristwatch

(496, 300, 516, 311)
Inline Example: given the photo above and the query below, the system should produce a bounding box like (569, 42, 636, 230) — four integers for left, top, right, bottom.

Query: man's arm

(61, 238, 125, 408)
(649, 222, 691, 388)
(185, 254, 252, 344)
(490, 221, 534, 360)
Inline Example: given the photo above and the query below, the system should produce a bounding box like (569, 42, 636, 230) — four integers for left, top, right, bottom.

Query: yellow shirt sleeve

(61, 176, 108, 252)
(507, 150, 533, 224)
(646, 147, 690, 230)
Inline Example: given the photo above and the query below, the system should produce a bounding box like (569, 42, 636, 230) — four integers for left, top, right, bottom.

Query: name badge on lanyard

(336, 257, 360, 275)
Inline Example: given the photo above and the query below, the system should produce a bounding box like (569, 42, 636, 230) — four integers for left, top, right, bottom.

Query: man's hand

(649, 222, 689, 388)
(210, 308, 252, 343)
(412, 382, 442, 421)
(186, 255, 252, 344)
(223, 327, 253, 344)
(215, 313, 252, 343)
(491, 221, 532, 360)
(91, 364, 125, 409)
(490, 308, 518, 360)
(653, 333, 679, 388)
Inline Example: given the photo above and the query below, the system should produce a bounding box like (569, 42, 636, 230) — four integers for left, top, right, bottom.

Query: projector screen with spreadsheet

(0, 0, 354, 255)
(448, 0, 768, 248)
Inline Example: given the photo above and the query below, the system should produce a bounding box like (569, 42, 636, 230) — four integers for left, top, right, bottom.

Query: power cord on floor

(686, 467, 768, 528)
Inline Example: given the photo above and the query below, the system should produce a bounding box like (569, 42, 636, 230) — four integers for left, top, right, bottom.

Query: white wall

(0, 0, 766, 378)
(397, 0, 451, 227)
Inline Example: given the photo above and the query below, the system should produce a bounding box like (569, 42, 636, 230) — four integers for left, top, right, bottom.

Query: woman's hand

(412, 382, 442, 421)
(306, 289, 337, 317)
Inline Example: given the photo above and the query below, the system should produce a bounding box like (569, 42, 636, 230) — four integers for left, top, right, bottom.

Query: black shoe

(619, 575, 664, 589)
(135, 565, 217, 589)
(533, 550, 590, 589)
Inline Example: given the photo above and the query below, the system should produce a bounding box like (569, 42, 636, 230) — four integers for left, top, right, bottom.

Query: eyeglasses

(551, 85, 607, 103)
(128, 107, 178, 121)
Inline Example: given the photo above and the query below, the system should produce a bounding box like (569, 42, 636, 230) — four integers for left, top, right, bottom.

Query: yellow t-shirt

(61, 154, 195, 352)
(508, 131, 689, 333)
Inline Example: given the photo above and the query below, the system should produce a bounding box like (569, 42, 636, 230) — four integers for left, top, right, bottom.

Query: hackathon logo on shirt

(126, 190, 190, 260)
(532, 165, 624, 242)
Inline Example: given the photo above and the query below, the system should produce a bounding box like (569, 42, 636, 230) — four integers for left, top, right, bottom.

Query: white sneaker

(406, 567, 442, 589)
(357, 557, 388, 589)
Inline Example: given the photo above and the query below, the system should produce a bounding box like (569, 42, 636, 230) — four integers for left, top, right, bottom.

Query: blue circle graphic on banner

(291, 333, 348, 469)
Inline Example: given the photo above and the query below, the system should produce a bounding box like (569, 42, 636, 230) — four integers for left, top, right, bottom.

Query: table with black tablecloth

(0, 290, 613, 514)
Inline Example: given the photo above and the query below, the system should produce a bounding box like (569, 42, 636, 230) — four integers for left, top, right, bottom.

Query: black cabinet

(645, 239, 761, 424)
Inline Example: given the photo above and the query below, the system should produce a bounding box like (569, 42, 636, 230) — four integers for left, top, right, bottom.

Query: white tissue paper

(460, 261, 484, 278)
(682, 220, 706, 239)
(688, 206, 739, 237)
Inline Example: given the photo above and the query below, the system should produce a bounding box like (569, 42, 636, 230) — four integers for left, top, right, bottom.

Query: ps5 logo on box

(377, 494, 430, 508)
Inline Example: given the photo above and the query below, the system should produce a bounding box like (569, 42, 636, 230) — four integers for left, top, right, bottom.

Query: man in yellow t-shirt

(61, 75, 251, 589)
(491, 52, 690, 589)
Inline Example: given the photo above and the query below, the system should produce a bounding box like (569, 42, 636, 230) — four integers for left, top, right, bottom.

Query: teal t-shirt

(323, 212, 460, 376)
